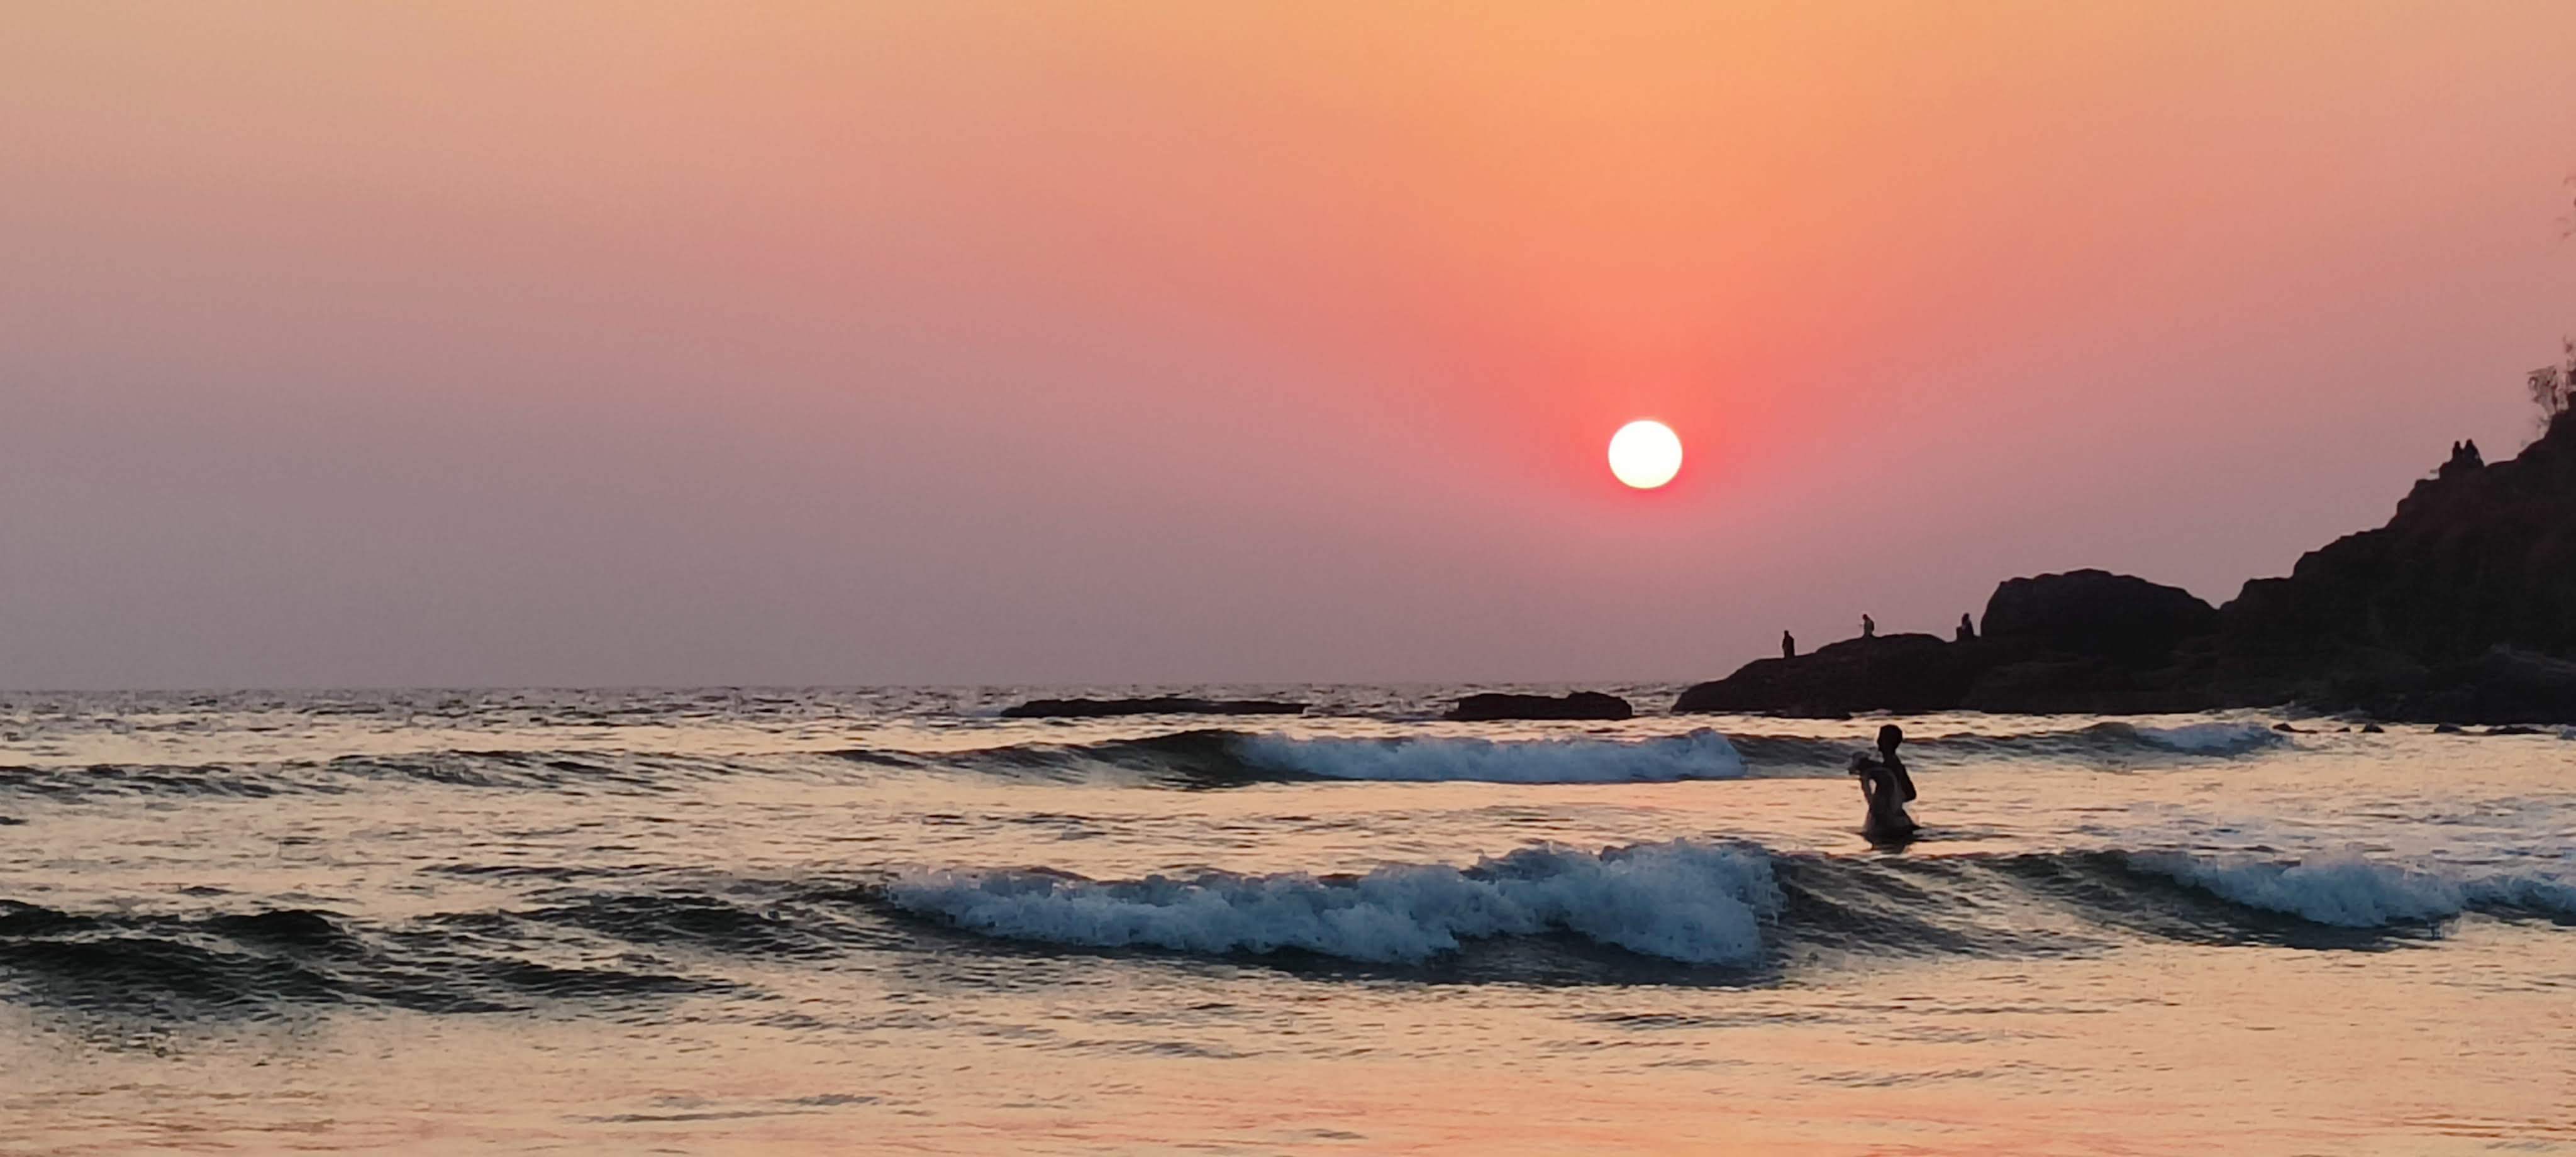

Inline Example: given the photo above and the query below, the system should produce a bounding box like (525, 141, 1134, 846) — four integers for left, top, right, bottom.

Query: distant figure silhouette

(1782, 631, 1797, 660)
(1860, 614, 1876, 639)
(2443, 440, 2485, 476)
(1846, 723, 1918, 843)
(1955, 612, 1977, 643)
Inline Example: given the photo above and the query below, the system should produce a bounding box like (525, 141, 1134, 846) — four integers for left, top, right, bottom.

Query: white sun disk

(1608, 420, 1683, 489)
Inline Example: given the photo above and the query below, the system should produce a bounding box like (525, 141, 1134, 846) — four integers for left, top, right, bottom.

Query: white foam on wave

(2128, 851, 2463, 925)
(2128, 851, 2576, 926)
(2124, 722, 2285, 755)
(884, 839, 1779, 965)
(2462, 872, 2576, 917)
(1229, 729, 1747, 784)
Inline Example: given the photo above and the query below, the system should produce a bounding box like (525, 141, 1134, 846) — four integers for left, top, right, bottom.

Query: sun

(1607, 420, 1682, 489)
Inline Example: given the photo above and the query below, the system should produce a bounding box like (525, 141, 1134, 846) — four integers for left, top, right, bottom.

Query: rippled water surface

(3, 687, 2572, 1154)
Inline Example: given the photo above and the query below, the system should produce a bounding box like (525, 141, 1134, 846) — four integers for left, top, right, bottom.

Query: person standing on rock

(1782, 631, 1797, 659)
(1956, 613, 1977, 643)
(1861, 614, 1876, 639)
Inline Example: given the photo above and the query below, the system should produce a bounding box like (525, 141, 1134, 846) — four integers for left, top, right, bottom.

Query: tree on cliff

(2533, 340, 2573, 433)
(2540, 176, 2576, 434)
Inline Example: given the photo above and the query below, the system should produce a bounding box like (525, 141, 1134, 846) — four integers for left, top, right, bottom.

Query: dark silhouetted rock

(1676, 634, 1980, 716)
(1445, 691, 1633, 721)
(2363, 648, 2576, 726)
(2433, 722, 2465, 734)
(1672, 414, 2576, 721)
(1982, 570, 2218, 662)
(2360, 723, 2385, 733)
(2218, 412, 2576, 670)
(1960, 649, 2219, 714)
(2272, 722, 2303, 733)
(999, 697, 1307, 719)
(2485, 724, 2542, 736)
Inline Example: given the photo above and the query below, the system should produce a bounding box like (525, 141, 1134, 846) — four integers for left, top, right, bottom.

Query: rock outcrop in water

(999, 697, 1307, 719)
(1981, 570, 2218, 662)
(1958, 572, 2224, 715)
(1445, 691, 1635, 721)
(1672, 635, 1974, 716)
(1677, 414, 2576, 723)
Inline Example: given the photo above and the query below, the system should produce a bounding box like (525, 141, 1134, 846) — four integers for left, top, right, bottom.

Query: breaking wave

(1231, 730, 1747, 783)
(2128, 851, 2576, 927)
(868, 720, 2296, 787)
(884, 839, 1780, 965)
(0, 719, 2307, 805)
(2102, 721, 2286, 755)
(882, 843, 2576, 968)
(7, 846, 2568, 1016)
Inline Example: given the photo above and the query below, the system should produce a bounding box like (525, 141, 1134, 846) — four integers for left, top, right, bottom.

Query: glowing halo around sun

(1607, 420, 1683, 489)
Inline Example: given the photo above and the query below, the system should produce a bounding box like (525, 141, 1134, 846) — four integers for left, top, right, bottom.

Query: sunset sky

(6, 2, 2574, 688)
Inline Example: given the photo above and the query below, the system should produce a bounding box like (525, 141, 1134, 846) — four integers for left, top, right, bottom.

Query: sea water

(2, 686, 2571, 1154)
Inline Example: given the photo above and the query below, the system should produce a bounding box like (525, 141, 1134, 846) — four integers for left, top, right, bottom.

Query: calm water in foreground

(3, 686, 2572, 1155)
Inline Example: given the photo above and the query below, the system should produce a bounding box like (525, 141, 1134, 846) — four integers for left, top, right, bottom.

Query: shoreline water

(5, 687, 2573, 1153)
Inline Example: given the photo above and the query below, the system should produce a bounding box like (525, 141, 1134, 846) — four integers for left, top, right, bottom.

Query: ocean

(2, 686, 2571, 1154)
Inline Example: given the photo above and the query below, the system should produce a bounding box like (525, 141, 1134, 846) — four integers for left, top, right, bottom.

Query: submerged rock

(1445, 692, 1633, 722)
(998, 697, 1307, 719)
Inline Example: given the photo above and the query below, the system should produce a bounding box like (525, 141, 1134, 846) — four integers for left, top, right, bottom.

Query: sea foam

(2121, 721, 2285, 755)
(1230, 729, 1747, 784)
(2128, 851, 2465, 926)
(2128, 851, 2576, 926)
(2462, 872, 2576, 917)
(884, 839, 1779, 965)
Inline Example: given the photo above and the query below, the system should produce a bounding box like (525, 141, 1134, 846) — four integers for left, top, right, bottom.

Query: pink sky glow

(5, 3, 2574, 687)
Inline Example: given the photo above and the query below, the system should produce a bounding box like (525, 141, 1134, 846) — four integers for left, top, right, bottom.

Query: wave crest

(884, 839, 1780, 965)
(1233, 729, 1747, 784)
(884, 844, 2576, 968)
(2089, 721, 2285, 755)
(2125, 851, 2468, 926)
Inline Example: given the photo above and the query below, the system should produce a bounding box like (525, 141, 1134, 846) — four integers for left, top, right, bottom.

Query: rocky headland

(1677, 414, 2576, 724)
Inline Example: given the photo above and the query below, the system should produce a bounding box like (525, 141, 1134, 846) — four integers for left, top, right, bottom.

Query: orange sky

(4, 3, 2574, 686)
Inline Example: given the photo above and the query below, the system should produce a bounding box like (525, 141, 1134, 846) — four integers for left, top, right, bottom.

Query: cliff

(1675, 414, 2576, 723)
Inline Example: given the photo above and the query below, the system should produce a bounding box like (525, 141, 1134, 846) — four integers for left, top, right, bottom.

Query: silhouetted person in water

(1956, 613, 1977, 643)
(1782, 631, 1797, 660)
(1847, 723, 1918, 842)
(1860, 614, 1876, 639)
